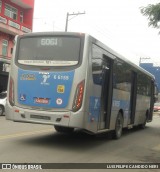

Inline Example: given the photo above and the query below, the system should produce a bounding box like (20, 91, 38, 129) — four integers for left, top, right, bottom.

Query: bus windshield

(17, 36, 81, 66)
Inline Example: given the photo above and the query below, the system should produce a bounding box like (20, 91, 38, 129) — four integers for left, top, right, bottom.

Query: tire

(0, 105, 4, 116)
(54, 125, 74, 133)
(139, 114, 147, 129)
(113, 112, 123, 139)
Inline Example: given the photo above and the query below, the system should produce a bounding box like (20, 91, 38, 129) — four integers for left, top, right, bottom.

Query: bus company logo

(41, 74, 50, 85)
(20, 74, 36, 81)
(94, 98, 100, 109)
(56, 98, 63, 105)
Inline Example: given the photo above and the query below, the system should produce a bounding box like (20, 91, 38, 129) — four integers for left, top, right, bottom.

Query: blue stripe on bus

(112, 99, 130, 111)
(88, 98, 130, 122)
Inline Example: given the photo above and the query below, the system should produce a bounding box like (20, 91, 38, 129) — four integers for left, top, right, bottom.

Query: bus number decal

(53, 74, 69, 80)
(113, 100, 120, 107)
(41, 38, 58, 46)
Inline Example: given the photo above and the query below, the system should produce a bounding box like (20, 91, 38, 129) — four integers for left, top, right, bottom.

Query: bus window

(113, 59, 131, 92)
(137, 73, 151, 96)
(92, 58, 102, 85)
(17, 36, 81, 66)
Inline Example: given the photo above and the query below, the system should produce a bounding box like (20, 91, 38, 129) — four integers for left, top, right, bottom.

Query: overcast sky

(33, 0, 160, 65)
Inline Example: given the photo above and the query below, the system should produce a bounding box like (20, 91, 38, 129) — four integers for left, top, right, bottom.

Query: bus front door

(129, 71, 137, 125)
(98, 55, 113, 130)
(148, 80, 155, 121)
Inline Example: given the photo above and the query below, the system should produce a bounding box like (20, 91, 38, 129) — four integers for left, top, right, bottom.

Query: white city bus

(6, 32, 156, 139)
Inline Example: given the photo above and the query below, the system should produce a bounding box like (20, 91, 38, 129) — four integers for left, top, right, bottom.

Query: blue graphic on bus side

(89, 97, 101, 122)
(18, 69, 75, 108)
(112, 99, 130, 110)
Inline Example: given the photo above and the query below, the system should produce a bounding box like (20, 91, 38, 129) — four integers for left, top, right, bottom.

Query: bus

(6, 32, 156, 139)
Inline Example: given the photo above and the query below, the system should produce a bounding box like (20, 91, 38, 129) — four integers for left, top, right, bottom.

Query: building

(140, 63, 160, 92)
(0, 0, 34, 92)
(0, 0, 34, 59)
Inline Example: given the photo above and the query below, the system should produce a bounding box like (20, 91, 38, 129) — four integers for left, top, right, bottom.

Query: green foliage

(140, 3, 160, 30)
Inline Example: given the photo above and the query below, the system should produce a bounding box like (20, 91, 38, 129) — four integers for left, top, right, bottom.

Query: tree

(140, 3, 160, 31)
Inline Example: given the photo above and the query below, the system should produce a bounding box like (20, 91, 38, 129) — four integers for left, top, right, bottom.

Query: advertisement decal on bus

(18, 69, 74, 108)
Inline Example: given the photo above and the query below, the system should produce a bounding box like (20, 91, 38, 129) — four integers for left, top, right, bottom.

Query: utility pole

(65, 11, 85, 32)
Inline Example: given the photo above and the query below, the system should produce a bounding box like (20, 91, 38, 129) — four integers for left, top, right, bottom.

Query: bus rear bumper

(5, 102, 84, 129)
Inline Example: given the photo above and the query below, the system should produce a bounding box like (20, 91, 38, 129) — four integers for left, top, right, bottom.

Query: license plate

(30, 114, 51, 120)
(34, 98, 49, 104)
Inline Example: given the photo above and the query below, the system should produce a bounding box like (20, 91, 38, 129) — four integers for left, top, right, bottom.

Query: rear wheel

(54, 125, 74, 133)
(139, 114, 148, 129)
(113, 112, 123, 139)
(0, 105, 4, 116)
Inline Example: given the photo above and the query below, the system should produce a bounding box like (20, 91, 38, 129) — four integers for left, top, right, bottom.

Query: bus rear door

(129, 71, 137, 125)
(98, 55, 113, 130)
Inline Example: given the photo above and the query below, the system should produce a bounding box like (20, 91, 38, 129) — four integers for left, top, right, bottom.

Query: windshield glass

(17, 36, 81, 66)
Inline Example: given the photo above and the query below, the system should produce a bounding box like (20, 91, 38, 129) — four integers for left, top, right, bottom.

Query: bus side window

(113, 59, 131, 92)
(92, 58, 103, 85)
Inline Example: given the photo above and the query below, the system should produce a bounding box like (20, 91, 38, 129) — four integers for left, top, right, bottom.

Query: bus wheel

(113, 112, 123, 139)
(54, 125, 74, 133)
(139, 114, 148, 129)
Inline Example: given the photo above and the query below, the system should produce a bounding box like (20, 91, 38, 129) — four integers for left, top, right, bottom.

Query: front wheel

(54, 125, 74, 133)
(113, 112, 123, 139)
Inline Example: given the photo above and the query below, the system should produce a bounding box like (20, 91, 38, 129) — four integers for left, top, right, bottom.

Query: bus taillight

(9, 77, 15, 106)
(72, 80, 85, 112)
